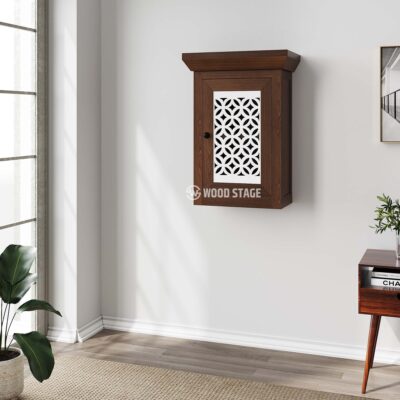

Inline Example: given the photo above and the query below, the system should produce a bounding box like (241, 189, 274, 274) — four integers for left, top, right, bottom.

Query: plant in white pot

(0, 245, 61, 400)
(372, 194, 400, 259)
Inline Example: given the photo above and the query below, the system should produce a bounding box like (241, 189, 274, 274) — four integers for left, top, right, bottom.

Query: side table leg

(370, 315, 381, 369)
(362, 315, 381, 394)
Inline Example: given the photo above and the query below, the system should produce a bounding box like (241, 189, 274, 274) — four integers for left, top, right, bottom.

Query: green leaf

(372, 194, 400, 235)
(14, 332, 55, 382)
(2, 273, 37, 304)
(0, 278, 11, 302)
(17, 300, 62, 317)
(0, 245, 36, 285)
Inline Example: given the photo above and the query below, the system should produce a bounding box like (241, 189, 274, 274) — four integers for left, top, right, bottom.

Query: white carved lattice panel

(213, 91, 261, 184)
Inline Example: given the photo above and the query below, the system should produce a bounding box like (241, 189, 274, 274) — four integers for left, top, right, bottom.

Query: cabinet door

(195, 71, 276, 207)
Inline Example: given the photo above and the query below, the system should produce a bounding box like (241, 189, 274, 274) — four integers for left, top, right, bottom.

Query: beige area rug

(21, 356, 371, 400)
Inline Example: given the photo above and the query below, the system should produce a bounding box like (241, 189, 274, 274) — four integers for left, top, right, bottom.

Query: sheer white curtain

(0, 0, 38, 333)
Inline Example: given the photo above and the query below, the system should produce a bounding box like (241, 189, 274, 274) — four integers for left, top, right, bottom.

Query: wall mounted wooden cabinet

(182, 50, 300, 209)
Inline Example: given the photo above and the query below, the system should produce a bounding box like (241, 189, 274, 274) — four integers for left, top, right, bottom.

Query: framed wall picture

(381, 46, 400, 142)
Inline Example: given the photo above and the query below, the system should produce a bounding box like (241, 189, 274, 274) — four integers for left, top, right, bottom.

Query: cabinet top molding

(182, 50, 301, 72)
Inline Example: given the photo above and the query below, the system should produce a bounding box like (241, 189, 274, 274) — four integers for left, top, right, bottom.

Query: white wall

(49, 0, 102, 342)
(100, 0, 400, 360)
(49, 0, 78, 342)
(76, 0, 102, 332)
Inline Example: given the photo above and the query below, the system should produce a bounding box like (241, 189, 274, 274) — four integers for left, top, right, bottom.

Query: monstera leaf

(17, 300, 61, 316)
(14, 332, 55, 382)
(0, 273, 37, 304)
(0, 245, 36, 285)
(0, 245, 37, 304)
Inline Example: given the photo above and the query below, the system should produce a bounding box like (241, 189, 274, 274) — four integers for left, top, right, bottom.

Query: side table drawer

(359, 289, 400, 317)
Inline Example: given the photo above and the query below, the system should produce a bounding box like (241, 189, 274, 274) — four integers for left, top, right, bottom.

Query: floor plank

(51, 330, 400, 399)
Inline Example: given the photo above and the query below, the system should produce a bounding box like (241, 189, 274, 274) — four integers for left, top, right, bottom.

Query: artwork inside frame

(381, 46, 400, 142)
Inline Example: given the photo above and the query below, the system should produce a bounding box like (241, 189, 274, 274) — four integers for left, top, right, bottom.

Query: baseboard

(48, 316, 104, 344)
(102, 316, 400, 365)
(47, 326, 77, 343)
(77, 316, 104, 343)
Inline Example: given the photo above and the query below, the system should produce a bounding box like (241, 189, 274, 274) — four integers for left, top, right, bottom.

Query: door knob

(203, 132, 211, 139)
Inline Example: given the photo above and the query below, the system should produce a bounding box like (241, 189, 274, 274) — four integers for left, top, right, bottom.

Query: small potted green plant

(372, 194, 400, 259)
(0, 245, 61, 400)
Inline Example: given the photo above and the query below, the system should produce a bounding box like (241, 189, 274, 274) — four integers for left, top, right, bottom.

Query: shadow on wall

(100, 0, 209, 323)
(386, 319, 400, 357)
(100, 0, 131, 320)
(292, 57, 318, 207)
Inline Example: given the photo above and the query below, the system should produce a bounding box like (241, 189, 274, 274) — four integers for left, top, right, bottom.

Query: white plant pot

(0, 348, 24, 400)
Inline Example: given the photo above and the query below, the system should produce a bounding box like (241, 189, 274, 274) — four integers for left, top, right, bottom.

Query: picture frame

(381, 46, 400, 142)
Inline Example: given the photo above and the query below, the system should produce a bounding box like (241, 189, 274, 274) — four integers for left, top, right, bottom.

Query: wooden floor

(52, 330, 400, 400)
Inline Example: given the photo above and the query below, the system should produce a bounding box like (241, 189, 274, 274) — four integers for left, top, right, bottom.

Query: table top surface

(359, 249, 400, 269)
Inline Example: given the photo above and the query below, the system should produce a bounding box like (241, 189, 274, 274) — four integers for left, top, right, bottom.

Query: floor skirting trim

(48, 316, 103, 344)
(77, 316, 104, 343)
(102, 316, 400, 365)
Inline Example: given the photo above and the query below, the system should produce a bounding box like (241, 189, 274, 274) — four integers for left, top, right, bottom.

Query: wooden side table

(359, 249, 400, 394)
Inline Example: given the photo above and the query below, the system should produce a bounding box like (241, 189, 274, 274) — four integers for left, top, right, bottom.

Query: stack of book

(371, 269, 400, 288)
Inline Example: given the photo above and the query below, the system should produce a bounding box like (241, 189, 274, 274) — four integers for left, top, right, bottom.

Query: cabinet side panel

(281, 71, 292, 205)
(271, 71, 282, 208)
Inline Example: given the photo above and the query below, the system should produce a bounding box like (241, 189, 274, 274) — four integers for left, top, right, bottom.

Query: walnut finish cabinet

(182, 50, 301, 208)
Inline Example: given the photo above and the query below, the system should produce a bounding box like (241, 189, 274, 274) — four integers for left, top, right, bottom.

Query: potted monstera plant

(0, 245, 61, 400)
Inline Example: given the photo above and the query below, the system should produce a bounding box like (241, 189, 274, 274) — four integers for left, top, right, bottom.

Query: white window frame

(36, 0, 48, 335)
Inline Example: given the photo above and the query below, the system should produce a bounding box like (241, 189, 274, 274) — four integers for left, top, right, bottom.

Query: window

(0, 0, 47, 333)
